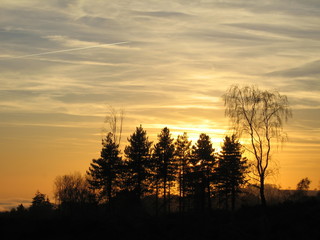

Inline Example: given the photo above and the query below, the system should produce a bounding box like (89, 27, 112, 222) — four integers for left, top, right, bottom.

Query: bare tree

(102, 106, 125, 147)
(223, 85, 292, 207)
(54, 172, 96, 207)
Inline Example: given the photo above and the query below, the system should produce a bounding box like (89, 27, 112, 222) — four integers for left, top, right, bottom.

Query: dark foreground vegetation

(1, 196, 320, 240)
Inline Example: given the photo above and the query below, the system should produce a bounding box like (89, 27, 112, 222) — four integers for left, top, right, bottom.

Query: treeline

(10, 125, 318, 218)
(58, 126, 248, 215)
(50, 124, 319, 216)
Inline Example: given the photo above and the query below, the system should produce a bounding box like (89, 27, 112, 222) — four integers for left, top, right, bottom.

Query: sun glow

(164, 125, 226, 153)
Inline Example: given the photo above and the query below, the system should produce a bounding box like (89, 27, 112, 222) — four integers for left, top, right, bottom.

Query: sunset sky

(1, 0, 319, 210)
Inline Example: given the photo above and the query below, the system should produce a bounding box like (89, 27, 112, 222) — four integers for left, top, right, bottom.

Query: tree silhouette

(87, 132, 122, 205)
(215, 135, 248, 211)
(152, 127, 175, 214)
(294, 177, 311, 199)
(296, 177, 311, 191)
(190, 133, 215, 211)
(174, 132, 192, 213)
(103, 106, 125, 147)
(16, 204, 27, 214)
(124, 125, 153, 203)
(223, 85, 292, 207)
(54, 172, 96, 214)
(29, 191, 53, 216)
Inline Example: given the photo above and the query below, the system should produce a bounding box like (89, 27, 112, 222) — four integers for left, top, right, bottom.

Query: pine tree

(191, 133, 215, 211)
(124, 125, 153, 202)
(216, 135, 248, 211)
(174, 132, 192, 213)
(87, 132, 122, 204)
(152, 127, 175, 214)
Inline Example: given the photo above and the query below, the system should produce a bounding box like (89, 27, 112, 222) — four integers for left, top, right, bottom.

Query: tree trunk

(168, 183, 171, 214)
(225, 191, 229, 210)
(155, 180, 159, 216)
(231, 185, 235, 212)
(107, 180, 113, 214)
(137, 161, 142, 203)
(163, 176, 167, 215)
(260, 176, 267, 208)
(179, 167, 182, 213)
(181, 162, 186, 213)
(206, 168, 211, 210)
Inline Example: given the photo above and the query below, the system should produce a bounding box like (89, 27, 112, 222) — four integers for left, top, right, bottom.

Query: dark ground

(1, 198, 319, 240)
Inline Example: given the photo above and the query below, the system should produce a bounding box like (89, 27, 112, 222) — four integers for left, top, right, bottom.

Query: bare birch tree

(223, 85, 292, 207)
(102, 106, 125, 147)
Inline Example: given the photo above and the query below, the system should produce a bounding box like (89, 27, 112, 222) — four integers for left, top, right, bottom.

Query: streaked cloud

(0, 198, 31, 212)
(267, 60, 320, 78)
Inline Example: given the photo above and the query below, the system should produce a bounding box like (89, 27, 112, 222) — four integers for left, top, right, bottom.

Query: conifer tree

(191, 133, 215, 211)
(124, 125, 153, 202)
(152, 127, 175, 214)
(216, 135, 248, 211)
(87, 132, 122, 204)
(174, 132, 192, 213)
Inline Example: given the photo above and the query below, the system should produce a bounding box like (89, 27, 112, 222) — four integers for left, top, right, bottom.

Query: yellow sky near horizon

(0, 0, 319, 210)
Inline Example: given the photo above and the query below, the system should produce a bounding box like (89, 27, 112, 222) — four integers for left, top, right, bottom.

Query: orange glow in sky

(0, 0, 319, 211)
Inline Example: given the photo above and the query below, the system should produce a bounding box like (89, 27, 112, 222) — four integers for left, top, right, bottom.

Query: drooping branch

(223, 85, 292, 207)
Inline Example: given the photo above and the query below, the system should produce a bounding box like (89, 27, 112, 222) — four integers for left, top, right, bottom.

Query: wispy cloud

(0, 198, 31, 212)
(267, 60, 320, 78)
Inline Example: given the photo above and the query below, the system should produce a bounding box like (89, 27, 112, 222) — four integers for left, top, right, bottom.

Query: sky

(0, 0, 319, 210)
